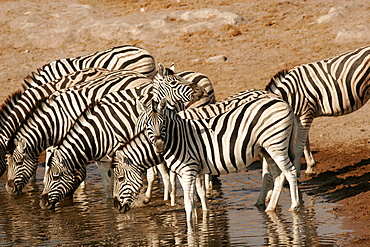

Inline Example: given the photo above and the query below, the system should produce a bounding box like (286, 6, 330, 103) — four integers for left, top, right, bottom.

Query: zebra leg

(285, 167, 300, 212)
(96, 157, 114, 199)
(30, 173, 37, 182)
(195, 174, 209, 211)
(170, 171, 176, 206)
(204, 174, 213, 197)
(265, 166, 285, 212)
(157, 163, 171, 201)
(144, 166, 158, 204)
(256, 156, 274, 206)
(178, 172, 197, 223)
(265, 152, 300, 212)
(303, 136, 316, 175)
(294, 120, 311, 176)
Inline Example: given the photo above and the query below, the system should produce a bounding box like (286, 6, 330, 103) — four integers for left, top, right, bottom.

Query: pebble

(206, 55, 227, 63)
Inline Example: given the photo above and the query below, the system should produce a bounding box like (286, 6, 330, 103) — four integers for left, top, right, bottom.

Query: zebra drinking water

(6, 71, 152, 195)
(0, 45, 156, 177)
(39, 73, 210, 209)
(112, 89, 274, 212)
(136, 93, 299, 223)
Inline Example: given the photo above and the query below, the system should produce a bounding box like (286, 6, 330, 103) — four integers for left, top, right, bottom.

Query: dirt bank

(0, 0, 369, 245)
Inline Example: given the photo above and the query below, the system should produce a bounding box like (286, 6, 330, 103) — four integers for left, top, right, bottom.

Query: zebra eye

(52, 172, 63, 181)
(118, 177, 125, 182)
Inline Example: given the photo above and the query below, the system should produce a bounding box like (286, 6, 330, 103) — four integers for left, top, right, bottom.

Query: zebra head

(153, 63, 205, 106)
(137, 99, 167, 154)
(113, 150, 144, 213)
(5, 137, 26, 195)
(40, 147, 86, 209)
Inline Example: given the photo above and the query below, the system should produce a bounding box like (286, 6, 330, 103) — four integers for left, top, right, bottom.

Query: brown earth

(0, 0, 369, 245)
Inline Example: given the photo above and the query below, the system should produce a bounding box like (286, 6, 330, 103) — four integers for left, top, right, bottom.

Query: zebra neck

(120, 131, 163, 171)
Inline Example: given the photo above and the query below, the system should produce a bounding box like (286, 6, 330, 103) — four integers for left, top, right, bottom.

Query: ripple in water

(0, 163, 350, 246)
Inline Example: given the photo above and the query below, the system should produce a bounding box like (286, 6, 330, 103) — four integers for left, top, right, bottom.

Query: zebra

(0, 45, 156, 176)
(112, 89, 275, 210)
(266, 45, 370, 175)
(10, 66, 213, 201)
(38, 75, 208, 209)
(135, 92, 300, 223)
(24, 45, 156, 88)
(0, 68, 109, 176)
(5, 71, 153, 195)
(113, 142, 210, 214)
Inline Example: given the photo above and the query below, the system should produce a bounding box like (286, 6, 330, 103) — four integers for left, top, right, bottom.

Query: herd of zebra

(0, 44, 369, 225)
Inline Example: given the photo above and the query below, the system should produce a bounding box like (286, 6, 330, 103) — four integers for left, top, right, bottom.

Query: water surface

(0, 163, 349, 246)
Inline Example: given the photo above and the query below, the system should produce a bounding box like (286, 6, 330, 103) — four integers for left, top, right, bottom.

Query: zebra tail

(289, 114, 299, 163)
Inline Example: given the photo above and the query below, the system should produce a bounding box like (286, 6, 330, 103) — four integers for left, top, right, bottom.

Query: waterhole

(0, 163, 349, 246)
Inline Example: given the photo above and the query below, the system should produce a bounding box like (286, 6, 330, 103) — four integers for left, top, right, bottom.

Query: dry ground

(0, 0, 369, 245)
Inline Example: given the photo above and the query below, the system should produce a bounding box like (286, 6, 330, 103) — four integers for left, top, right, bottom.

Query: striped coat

(266, 45, 370, 174)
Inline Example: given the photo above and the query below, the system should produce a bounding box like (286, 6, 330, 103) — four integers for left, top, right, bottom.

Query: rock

(206, 55, 227, 63)
(316, 6, 347, 24)
(334, 25, 370, 43)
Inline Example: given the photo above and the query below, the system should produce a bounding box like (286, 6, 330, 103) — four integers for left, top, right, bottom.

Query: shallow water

(0, 163, 349, 246)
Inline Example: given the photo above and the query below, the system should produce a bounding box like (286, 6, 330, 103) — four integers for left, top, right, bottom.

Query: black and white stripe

(112, 89, 274, 210)
(6, 71, 152, 195)
(266, 45, 370, 174)
(24, 45, 156, 88)
(138, 92, 299, 222)
(0, 45, 156, 176)
(0, 68, 109, 177)
(39, 70, 215, 209)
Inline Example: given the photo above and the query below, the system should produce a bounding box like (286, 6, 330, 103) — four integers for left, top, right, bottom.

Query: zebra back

(1, 68, 109, 141)
(24, 45, 156, 89)
(266, 45, 370, 117)
(178, 89, 276, 119)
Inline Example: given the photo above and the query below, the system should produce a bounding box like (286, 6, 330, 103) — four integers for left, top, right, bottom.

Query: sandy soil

(0, 0, 369, 245)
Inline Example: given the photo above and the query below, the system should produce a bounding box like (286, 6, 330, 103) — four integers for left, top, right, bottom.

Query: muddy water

(0, 163, 349, 246)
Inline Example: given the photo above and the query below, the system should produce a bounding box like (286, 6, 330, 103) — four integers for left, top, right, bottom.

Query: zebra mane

(5, 98, 52, 152)
(0, 89, 23, 129)
(115, 128, 146, 152)
(23, 68, 45, 89)
(265, 69, 289, 90)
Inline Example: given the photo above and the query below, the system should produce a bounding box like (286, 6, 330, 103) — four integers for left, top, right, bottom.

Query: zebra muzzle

(154, 139, 164, 154)
(5, 180, 21, 195)
(40, 193, 56, 210)
(113, 197, 131, 213)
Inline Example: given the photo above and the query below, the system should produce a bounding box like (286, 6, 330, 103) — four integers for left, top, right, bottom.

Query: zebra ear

(158, 63, 166, 77)
(115, 151, 131, 169)
(136, 99, 149, 114)
(189, 83, 205, 102)
(54, 149, 63, 163)
(169, 62, 175, 73)
(114, 150, 124, 164)
(158, 97, 167, 114)
(17, 137, 27, 150)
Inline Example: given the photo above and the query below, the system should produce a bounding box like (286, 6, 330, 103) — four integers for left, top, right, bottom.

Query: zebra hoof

(143, 198, 151, 204)
(305, 171, 316, 177)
